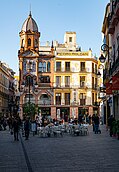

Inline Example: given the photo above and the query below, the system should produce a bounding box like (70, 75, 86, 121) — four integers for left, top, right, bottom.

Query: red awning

(105, 83, 112, 95)
(112, 75, 119, 90)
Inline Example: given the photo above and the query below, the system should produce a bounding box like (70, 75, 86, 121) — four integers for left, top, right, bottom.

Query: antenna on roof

(29, 4, 32, 16)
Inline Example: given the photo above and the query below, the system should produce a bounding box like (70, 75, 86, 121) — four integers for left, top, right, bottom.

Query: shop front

(78, 107, 89, 123)
(56, 107, 70, 122)
(38, 107, 51, 117)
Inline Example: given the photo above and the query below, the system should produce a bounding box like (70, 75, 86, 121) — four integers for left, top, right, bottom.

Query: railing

(55, 67, 90, 73)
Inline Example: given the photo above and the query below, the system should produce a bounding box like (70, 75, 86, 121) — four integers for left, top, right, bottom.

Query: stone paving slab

(0, 130, 28, 172)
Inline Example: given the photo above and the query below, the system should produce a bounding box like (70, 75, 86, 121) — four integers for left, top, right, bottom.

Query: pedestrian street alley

(0, 125, 119, 172)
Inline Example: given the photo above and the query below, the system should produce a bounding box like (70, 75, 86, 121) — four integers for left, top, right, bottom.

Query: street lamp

(99, 43, 110, 127)
(21, 75, 38, 119)
(99, 44, 109, 63)
(97, 71, 101, 78)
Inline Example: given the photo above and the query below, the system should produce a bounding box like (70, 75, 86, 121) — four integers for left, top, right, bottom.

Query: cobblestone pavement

(0, 125, 119, 172)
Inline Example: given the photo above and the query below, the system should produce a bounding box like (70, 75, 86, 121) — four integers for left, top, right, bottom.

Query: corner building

(18, 13, 99, 120)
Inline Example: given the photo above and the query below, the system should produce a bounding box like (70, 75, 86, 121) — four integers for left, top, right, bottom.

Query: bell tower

(19, 11, 40, 53)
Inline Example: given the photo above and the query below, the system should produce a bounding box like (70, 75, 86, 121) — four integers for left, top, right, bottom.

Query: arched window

(35, 39, 38, 47)
(40, 94, 49, 99)
(21, 39, 24, 47)
(43, 62, 46, 72)
(38, 62, 46, 72)
(28, 38, 31, 46)
(38, 62, 42, 72)
(47, 62, 50, 72)
(38, 94, 51, 105)
(26, 76, 33, 86)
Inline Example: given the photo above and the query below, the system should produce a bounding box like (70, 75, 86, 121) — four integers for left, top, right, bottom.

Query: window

(39, 76, 50, 83)
(74, 90, 76, 102)
(38, 62, 46, 72)
(56, 76, 61, 87)
(69, 37, 72, 42)
(92, 93, 94, 105)
(65, 62, 70, 71)
(47, 62, 50, 72)
(95, 93, 97, 102)
(21, 39, 24, 47)
(65, 76, 70, 87)
(56, 93, 61, 105)
(95, 78, 97, 88)
(117, 36, 119, 58)
(92, 77, 94, 88)
(35, 39, 38, 47)
(25, 76, 33, 86)
(113, 44, 115, 63)
(95, 64, 97, 74)
(56, 62, 61, 71)
(28, 38, 31, 46)
(92, 63, 94, 73)
(40, 94, 49, 99)
(80, 62, 85, 71)
(79, 93, 86, 105)
(80, 76, 85, 87)
(65, 93, 70, 105)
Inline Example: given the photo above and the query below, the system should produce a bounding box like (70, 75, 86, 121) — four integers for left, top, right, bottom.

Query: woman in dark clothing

(24, 117, 31, 140)
(12, 118, 20, 141)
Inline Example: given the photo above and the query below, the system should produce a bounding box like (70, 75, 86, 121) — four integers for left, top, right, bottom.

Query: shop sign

(105, 83, 112, 94)
(57, 52, 89, 56)
(112, 75, 119, 90)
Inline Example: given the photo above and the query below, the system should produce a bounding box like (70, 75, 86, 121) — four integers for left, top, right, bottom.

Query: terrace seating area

(37, 123, 89, 138)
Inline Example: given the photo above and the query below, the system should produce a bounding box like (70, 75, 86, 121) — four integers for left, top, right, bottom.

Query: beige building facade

(0, 61, 15, 117)
(19, 13, 100, 120)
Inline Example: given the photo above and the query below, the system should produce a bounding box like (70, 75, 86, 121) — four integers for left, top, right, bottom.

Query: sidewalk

(0, 125, 119, 172)
(0, 129, 28, 172)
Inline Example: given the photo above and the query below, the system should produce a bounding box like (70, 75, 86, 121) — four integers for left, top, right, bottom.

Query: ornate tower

(19, 11, 40, 53)
(18, 12, 54, 119)
(18, 12, 40, 119)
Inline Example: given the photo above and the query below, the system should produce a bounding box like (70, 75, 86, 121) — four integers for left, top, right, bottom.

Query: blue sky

(0, 0, 109, 75)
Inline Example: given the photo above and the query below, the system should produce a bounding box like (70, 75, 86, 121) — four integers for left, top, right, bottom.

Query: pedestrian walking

(12, 118, 20, 141)
(24, 117, 31, 140)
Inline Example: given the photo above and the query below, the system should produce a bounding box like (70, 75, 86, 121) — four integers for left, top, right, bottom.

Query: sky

(0, 0, 109, 75)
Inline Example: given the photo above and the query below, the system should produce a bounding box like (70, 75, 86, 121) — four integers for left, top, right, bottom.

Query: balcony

(65, 67, 71, 72)
(64, 84, 70, 88)
(108, 2, 119, 34)
(80, 99, 86, 106)
(79, 68, 90, 73)
(108, 13, 115, 34)
(38, 83, 51, 88)
(71, 102, 79, 106)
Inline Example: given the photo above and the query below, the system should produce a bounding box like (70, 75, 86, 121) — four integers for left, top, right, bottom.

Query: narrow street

(0, 125, 119, 172)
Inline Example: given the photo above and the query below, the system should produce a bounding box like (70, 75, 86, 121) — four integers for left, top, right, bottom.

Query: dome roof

(21, 12, 38, 32)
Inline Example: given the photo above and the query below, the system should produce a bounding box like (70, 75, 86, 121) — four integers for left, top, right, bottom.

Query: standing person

(31, 120, 37, 136)
(92, 114, 95, 132)
(108, 115, 115, 137)
(12, 118, 20, 141)
(93, 114, 99, 134)
(24, 117, 31, 140)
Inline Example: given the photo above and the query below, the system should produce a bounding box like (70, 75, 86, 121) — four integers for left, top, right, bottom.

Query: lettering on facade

(57, 52, 89, 56)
